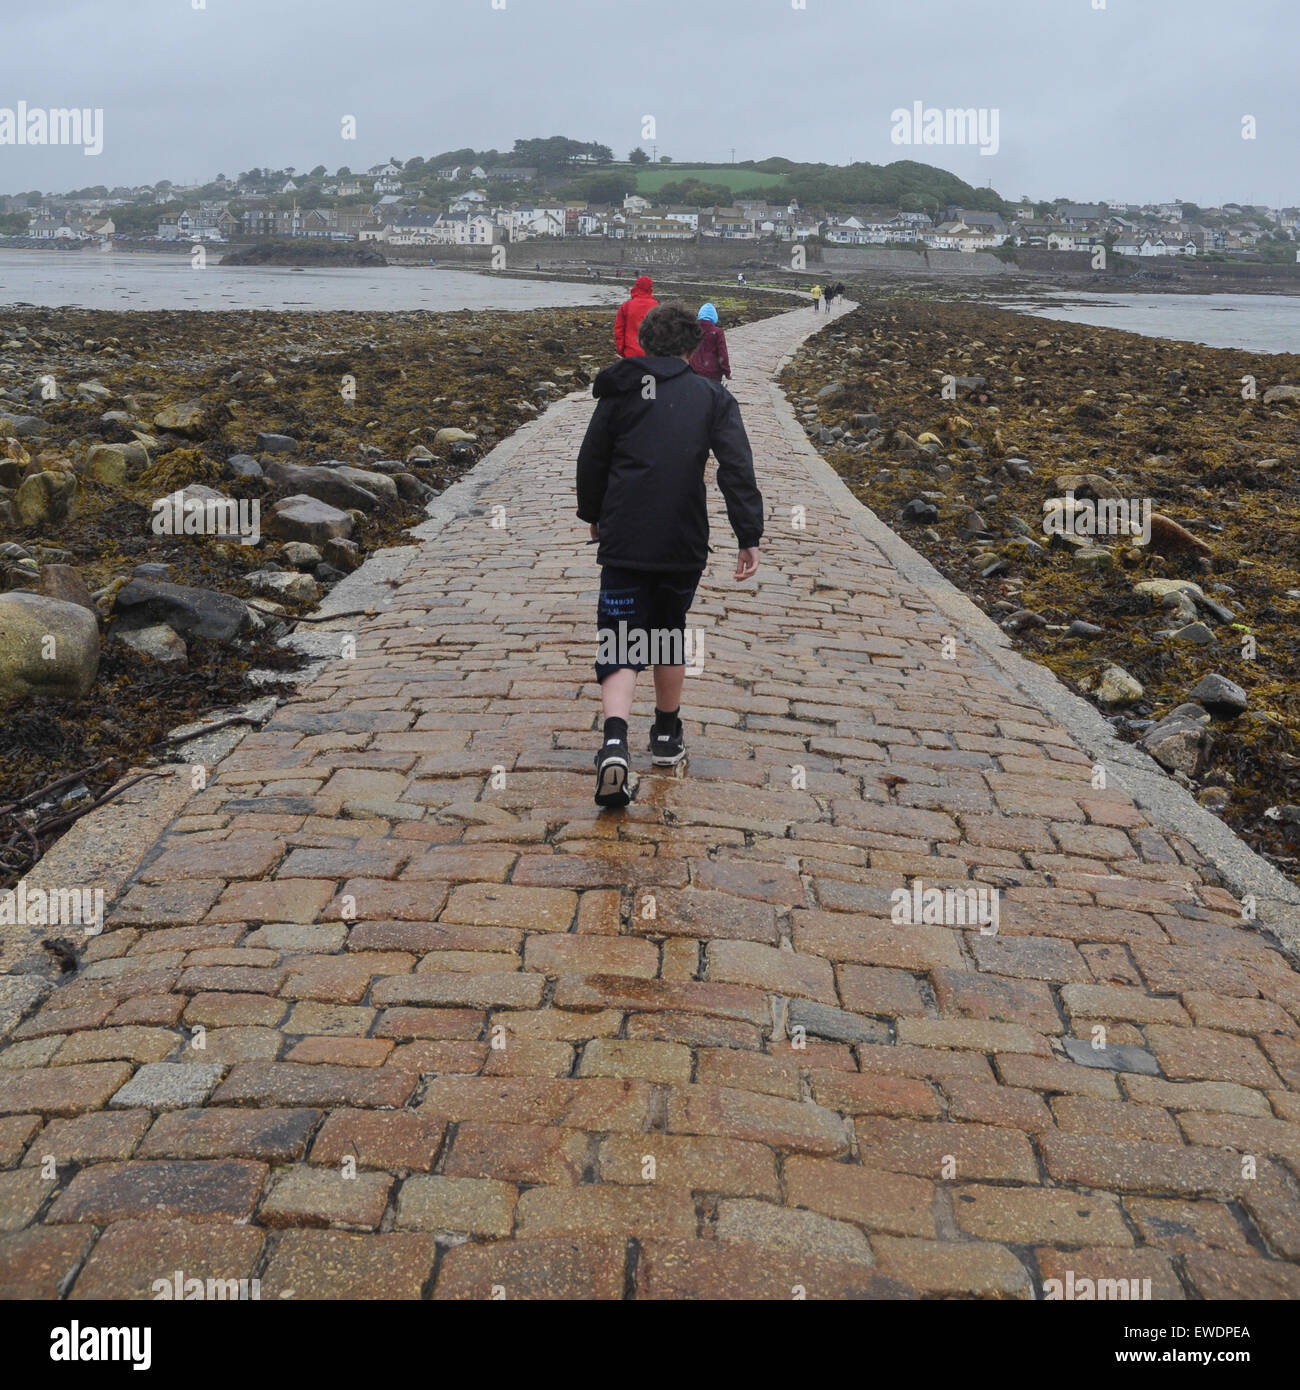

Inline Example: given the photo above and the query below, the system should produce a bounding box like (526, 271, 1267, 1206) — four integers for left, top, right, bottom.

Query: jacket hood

(592, 355, 692, 398)
(632, 275, 654, 295)
(698, 303, 719, 323)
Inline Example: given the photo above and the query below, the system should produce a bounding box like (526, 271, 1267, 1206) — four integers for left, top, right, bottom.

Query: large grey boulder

(113, 578, 253, 642)
(0, 411, 46, 438)
(263, 460, 387, 512)
(0, 592, 100, 704)
(328, 466, 398, 507)
(265, 494, 355, 545)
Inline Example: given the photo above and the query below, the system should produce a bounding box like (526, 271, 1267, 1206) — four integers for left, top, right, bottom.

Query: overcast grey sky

(4, 0, 1297, 207)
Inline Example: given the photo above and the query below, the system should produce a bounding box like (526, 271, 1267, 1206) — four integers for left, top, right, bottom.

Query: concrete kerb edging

(769, 322, 1300, 964)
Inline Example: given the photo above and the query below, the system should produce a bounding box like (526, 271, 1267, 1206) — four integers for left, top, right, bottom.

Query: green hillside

(635, 166, 788, 194)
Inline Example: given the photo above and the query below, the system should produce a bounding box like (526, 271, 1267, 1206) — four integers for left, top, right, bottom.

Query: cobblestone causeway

(2, 302, 1298, 1301)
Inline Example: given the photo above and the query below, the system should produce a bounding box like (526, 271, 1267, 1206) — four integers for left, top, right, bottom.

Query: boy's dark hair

(638, 301, 702, 357)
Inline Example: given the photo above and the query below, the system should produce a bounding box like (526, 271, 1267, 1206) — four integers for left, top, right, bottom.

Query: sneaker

(594, 736, 631, 807)
(649, 720, 686, 767)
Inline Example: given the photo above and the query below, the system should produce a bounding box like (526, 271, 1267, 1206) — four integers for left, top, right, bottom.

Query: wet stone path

(2, 303, 1299, 1300)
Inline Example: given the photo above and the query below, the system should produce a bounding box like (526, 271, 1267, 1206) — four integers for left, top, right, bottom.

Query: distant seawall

(258, 237, 1300, 288)
(820, 247, 1008, 276)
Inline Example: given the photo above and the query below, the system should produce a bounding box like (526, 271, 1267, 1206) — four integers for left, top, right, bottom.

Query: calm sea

(0, 249, 624, 313)
(999, 290, 1298, 355)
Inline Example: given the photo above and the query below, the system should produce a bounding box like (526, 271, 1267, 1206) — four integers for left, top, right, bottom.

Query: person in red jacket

(687, 302, 731, 383)
(614, 275, 657, 356)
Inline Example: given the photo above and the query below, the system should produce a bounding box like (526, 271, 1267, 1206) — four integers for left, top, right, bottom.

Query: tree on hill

(628, 148, 650, 165)
(514, 135, 606, 169)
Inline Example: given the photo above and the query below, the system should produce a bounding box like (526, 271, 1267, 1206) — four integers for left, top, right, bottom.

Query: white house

(622, 194, 651, 214)
(925, 219, 995, 251)
(158, 211, 195, 240)
(450, 189, 489, 212)
(625, 215, 696, 241)
(429, 211, 497, 245)
(663, 207, 700, 231)
(381, 211, 442, 245)
(503, 206, 565, 241)
(437, 165, 462, 181)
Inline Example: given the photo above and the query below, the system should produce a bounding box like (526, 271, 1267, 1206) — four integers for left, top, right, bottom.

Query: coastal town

(3, 150, 1298, 262)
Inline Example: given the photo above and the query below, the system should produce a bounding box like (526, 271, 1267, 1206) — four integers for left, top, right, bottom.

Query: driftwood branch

(246, 603, 377, 625)
(28, 771, 168, 839)
(0, 761, 112, 818)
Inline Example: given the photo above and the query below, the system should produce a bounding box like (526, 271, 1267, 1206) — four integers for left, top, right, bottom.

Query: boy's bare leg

(600, 668, 637, 722)
(652, 665, 685, 715)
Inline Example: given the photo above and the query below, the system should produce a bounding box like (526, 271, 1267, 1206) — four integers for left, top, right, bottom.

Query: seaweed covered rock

(152, 400, 207, 437)
(14, 470, 78, 526)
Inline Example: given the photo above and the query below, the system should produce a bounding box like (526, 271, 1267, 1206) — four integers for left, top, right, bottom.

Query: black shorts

(595, 565, 702, 682)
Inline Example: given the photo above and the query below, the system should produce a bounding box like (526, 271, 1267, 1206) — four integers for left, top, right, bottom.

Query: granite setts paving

(2, 303, 1299, 1301)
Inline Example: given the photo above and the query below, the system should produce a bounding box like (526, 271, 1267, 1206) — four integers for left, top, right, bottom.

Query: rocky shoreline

(783, 291, 1300, 883)
(0, 287, 789, 887)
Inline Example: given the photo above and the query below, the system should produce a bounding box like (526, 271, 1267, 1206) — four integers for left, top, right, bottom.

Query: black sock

(654, 707, 680, 734)
(603, 717, 628, 743)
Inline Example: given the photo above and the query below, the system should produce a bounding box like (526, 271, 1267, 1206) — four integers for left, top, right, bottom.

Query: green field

(633, 166, 789, 193)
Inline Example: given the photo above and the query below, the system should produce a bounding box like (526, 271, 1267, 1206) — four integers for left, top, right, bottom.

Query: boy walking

(576, 303, 763, 808)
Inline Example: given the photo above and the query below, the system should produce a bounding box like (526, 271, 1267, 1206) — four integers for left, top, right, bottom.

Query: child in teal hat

(688, 303, 731, 382)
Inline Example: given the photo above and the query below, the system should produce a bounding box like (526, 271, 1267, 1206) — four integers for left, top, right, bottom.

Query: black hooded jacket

(576, 355, 764, 572)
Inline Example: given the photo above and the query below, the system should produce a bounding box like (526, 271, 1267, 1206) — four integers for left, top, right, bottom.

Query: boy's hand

(735, 546, 760, 582)
(589, 523, 599, 541)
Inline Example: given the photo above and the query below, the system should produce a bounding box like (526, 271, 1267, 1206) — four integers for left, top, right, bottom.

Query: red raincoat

(614, 276, 657, 357)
